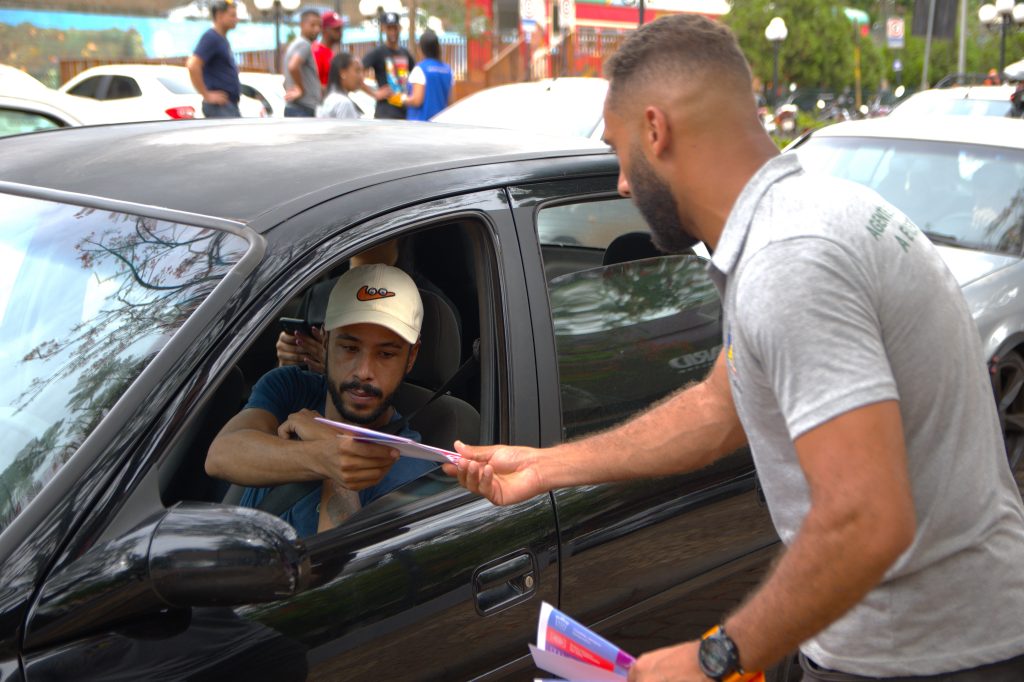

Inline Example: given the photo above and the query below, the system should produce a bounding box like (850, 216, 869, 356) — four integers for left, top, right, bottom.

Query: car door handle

(473, 551, 537, 615)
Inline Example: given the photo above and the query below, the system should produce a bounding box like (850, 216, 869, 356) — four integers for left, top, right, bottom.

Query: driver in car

(206, 264, 436, 537)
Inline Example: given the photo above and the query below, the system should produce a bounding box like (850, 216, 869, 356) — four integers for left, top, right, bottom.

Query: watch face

(699, 634, 736, 678)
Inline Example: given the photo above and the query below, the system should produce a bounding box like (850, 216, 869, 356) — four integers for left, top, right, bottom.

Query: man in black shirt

(361, 12, 416, 119)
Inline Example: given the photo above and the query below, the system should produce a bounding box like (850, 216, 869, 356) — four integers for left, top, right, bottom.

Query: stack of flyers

(313, 417, 461, 465)
(529, 603, 765, 682)
(529, 602, 633, 681)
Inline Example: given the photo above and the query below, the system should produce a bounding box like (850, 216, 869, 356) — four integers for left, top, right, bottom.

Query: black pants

(800, 651, 1024, 681)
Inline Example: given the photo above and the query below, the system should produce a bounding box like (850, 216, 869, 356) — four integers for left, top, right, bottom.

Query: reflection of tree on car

(550, 256, 721, 438)
(0, 203, 246, 530)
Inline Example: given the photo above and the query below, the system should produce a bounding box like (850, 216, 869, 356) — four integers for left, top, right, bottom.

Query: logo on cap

(357, 286, 397, 301)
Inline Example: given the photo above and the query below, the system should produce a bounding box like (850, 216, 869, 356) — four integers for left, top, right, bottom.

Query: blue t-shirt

(406, 59, 453, 122)
(193, 28, 240, 104)
(238, 366, 436, 538)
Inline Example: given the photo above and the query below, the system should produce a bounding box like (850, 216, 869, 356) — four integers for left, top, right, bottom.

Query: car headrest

(603, 231, 663, 265)
(407, 288, 460, 390)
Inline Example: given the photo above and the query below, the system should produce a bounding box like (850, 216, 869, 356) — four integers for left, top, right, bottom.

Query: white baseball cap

(323, 264, 423, 344)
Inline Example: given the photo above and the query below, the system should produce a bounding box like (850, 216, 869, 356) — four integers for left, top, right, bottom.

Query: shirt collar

(709, 154, 803, 286)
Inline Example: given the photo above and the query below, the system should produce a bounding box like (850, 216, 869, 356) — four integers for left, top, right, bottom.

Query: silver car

(791, 116, 1024, 470)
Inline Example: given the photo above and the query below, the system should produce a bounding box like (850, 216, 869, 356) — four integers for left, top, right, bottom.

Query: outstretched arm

(446, 350, 746, 504)
(628, 400, 916, 680)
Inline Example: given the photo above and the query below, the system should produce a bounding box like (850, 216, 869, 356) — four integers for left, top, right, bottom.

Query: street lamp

(764, 17, 788, 108)
(253, 0, 302, 74)
(979, 0, 1024, 78)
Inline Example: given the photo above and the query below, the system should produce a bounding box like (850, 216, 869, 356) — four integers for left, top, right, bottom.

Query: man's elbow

(205, 438, 230, 479)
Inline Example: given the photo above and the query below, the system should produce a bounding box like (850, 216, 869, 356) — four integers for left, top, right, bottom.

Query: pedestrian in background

(283, 10, 322, 117)
(405, 30, 452, 121)
(361, 12, 415, 120)
(186, 0, 241, 118)
(317, 52, 365, 120)
(450, 14, 1024, 682)
(313, 11, 343, 92)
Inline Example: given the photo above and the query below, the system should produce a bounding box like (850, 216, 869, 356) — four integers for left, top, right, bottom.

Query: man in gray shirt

(283, 10, 322, 117)
(447, 14, 1024, 682)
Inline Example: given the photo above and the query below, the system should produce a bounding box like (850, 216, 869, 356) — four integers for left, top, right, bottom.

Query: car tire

(992, 350, 1024, 471)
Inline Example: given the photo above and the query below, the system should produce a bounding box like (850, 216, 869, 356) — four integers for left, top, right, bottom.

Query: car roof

(806, 115, 1024, 149)
(903, 84, 1015, 101)
(66, 64, 191, 80)
(0, 118, 611, 225)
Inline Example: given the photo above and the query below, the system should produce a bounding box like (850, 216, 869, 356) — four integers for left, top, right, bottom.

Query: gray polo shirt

(709, 154, 1024, 675)
(283, 36, 321, 111)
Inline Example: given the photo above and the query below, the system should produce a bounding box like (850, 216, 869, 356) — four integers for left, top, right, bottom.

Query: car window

(0, 194, 248, 532)
(0, 107, 65, 137)
(105, 76, 142, 100)
(537, 197, 649, 249)
(547, 255, 721, 439)
(67, 76, 104, 99)
(796, 136, 1024, 255)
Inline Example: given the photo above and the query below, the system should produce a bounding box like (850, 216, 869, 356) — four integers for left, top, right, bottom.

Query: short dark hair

(419, 30, 441, 60)
(327, 51, 356, 93)
(606, 15, 751, 107)
(301, 9, 321, 22)
(210, 0, 235, 19)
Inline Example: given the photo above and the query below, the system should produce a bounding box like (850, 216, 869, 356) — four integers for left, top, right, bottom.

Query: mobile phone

(279, 317, 313, 337)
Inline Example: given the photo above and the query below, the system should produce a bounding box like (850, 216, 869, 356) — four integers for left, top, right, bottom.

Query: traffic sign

(887, 17, 905, 49)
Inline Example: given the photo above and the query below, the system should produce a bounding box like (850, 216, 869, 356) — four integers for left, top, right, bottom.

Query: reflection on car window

(0, 108, 63, 137)
(0, 194, 248, 532)
(797, 137, 1024, 255)
(538, 198, 650, 249)
(547, 255, 721, 439)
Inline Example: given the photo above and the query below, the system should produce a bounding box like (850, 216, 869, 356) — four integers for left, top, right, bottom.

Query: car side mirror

(25, 502, 311, 649)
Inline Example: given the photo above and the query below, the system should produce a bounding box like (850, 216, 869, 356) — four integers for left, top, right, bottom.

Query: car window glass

(796, 137, 1024, 255)
(106, 76, 142, 100)
(0, 193, 248, 532)
(546, 255, 721, 439)
(537, 197, 649, 249)
(67, 76, 104, 99)
(0, 108, 64, 137)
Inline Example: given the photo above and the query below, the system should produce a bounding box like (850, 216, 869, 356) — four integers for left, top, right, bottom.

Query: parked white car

(888, 85, 1016, 118)
(0, 92, 108, 137)
(59, 64, 265, 122)
(432, 78, 609, 139)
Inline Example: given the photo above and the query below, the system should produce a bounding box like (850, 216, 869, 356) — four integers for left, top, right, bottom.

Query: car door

(509, 177, 780, 655)
(18, 187, 559, 682)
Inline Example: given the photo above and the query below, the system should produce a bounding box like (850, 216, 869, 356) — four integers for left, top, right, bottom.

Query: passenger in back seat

(207, 264, 436, 537)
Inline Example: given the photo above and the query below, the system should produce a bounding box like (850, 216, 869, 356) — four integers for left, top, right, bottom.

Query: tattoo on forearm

(318, 480, 362, 532)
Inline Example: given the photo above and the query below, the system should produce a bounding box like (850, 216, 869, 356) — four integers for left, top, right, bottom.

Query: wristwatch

(698, 625, 744, 681)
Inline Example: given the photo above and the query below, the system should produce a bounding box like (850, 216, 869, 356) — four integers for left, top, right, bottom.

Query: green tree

(726, 0, 860, 91)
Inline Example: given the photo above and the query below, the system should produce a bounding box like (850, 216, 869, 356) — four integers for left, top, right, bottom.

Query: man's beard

(327, 378, 395, 426)
(628, 145, 700, 254)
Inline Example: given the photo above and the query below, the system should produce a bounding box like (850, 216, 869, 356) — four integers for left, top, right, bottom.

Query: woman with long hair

(317, 52, 365, 119)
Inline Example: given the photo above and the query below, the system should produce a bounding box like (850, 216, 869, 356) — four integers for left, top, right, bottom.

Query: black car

(0, 119, 781, 681)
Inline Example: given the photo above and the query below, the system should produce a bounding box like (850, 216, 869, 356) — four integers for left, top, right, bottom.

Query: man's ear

(406, 340, 421, 373)
(642, 105, 671, 159)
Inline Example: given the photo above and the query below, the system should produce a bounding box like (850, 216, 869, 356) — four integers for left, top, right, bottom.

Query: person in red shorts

(312, 11, 344, 90)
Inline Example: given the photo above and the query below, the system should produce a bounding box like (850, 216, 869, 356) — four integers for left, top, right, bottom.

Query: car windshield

(432, 81, 607, 138)
(795, 136, 1024, 256)
(0, 194, 248, 531)
(157, 74, 199, 95)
